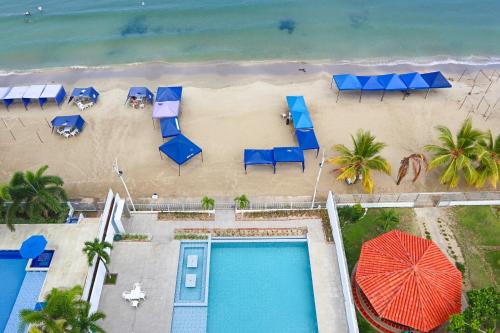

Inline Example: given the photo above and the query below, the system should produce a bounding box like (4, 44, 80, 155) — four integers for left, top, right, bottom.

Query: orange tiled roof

(355, 230, 462, 332)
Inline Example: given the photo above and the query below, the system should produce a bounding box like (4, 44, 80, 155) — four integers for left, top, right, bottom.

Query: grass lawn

(450, 206, 499, 289)
(339, 208, 419, 333)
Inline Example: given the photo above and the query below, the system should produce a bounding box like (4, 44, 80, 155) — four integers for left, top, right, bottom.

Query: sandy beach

(0, 61, 499, 199)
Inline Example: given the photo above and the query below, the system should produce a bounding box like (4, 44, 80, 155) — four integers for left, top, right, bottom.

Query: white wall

(327, 191, 359, 333)
(82, 189, 123, 314)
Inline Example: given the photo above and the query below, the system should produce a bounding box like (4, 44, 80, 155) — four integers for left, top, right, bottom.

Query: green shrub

(455, 262, 466, 276)
(121, 233, 148, 241)
(174, 233, 209, 240)
(338, 204, 365, 225)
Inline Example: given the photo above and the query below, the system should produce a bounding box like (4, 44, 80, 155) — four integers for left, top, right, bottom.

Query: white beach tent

(39, 84, 66, 108)
(2, 86, 29, 109)
(0, 87, 11, 102)
(22, 85, 46, 109)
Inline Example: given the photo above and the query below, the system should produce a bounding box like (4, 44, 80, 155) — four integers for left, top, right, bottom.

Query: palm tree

(425, 118, 484, 188)
(7, 165, 67, 222)
(396, 153, 428, 185)
(0, 184, 15, 231)
(234, 195, 250, 209)
(83, 239, 113, 278)
(327, 129, 391, 193)
(376, 209, 400, 232)
(19, 286, 83, 333)
(68, 301, 106, 333)
(201, 196, 215, 210)
(476, 131, 499, 189)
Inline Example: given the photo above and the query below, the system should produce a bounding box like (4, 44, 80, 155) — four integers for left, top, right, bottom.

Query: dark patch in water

(278, 19, 296, 34)
(120, 16, 149, 36)
(349, 11, 368, 28)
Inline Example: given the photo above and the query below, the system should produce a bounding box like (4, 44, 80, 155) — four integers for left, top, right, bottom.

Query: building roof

(355, 230, 462, 332)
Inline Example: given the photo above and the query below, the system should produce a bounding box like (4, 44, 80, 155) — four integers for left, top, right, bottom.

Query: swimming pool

(0, 250, 51, 333)
(0, 251, 27, 332)
(171, 239, 318, 333)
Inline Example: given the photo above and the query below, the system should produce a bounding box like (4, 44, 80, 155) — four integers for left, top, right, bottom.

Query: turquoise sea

(1, 0, 500, 70)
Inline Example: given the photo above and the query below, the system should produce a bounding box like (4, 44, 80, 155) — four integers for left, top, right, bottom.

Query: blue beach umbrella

(20, 235, 47, 259)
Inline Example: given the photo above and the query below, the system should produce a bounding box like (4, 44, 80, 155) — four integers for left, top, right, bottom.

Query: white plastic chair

(131, 300, 139, 308)
(122, 291, 133, 301)
(70, 129, 79, 137)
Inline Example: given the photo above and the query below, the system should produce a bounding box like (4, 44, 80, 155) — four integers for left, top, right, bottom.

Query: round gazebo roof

(355, 230, 462, 332)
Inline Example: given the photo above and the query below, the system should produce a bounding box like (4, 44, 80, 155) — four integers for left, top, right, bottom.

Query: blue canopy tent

(127, 87, 154, 106)
(39, 84, 66, 108)
(69, 87, 99, 104)
(20, 235, 47, 259)
(51, 115, 85, 133)
(399, 72, 429, 99)
(159, 134, 202, 175)
(358, 76, 385, 102)
(421, 71, 452, 98)
(160, 117, 181, 139)
(286, 96, 307, 113)
(377, 74, 408, 101)
(156, 86, 183, 102)
(2, 86, 29, 109)
(273, 147, 305, 172)
(291, 110, 313, 129)
(295, 129, 320, 156)
(332, 74, 362, 102)
(22, 85, 46, 109)
(244, 149, 275, 173)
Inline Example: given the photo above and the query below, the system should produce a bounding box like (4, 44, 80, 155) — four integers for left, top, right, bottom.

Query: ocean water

(1, 0, 500, 70)
(207, 242, 318, 333)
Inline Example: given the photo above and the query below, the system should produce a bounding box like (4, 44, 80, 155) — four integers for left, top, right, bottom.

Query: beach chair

(63, 131, 71, 139)
(122, 291, 133, 301)
(56, 128, 65, 135)
(76, 101, 85, 111)
(70, 128, 79, 137)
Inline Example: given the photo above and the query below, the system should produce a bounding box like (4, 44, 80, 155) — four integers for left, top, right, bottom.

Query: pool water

(174, 244, 208, 303)
(207, 241, 318, 333)
(0, 252, 28, 333)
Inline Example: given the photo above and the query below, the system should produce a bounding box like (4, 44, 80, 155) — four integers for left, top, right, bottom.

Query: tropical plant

(375, 209, 400, 233)
(234, 195, 250, 209)
(5, 165, 67, 230)
(201, 196, 215, 210)
(0, 184, 14, 231)
(19, 285, 106, 333)
(475, 130, 500, 189)
(83, 239, 113, 278)
(447, 287, 499, 333)
(19, 286, 81, 333)
(337, 204, 365, 226)
(425, 118, 484, 188)
(68, 301, 106, 333)
(327, 129, 391, 193)
(396, 153, 428, 185)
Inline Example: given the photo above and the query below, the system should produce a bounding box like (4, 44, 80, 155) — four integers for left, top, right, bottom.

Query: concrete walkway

(98, 211, 348, 333)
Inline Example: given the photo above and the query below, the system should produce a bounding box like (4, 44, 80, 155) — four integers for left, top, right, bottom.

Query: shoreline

(2, 55, 500, 80)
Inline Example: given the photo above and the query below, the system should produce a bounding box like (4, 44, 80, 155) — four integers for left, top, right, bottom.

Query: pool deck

(98, 211, 348, 333)
(0, 218, 100, 299)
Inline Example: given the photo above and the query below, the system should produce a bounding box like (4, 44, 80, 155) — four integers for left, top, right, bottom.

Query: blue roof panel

(333, 74, 362, 90)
